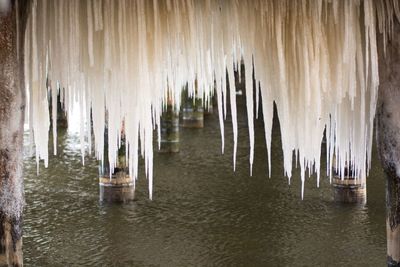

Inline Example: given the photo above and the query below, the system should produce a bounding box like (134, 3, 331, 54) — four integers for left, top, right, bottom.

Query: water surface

(23, 97, 386, 266)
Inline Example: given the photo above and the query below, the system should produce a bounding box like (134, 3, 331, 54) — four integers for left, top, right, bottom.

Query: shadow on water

(23, 94, 386, 266)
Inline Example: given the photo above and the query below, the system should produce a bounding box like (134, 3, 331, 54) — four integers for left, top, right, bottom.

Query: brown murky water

(23, 96, 386, 266)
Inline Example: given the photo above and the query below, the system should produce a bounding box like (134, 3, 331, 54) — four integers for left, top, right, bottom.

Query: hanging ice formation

(24, 0, 396, 198)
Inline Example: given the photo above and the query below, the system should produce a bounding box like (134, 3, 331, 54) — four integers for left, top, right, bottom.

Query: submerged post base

(387, 219, 400, 267)
(160, 105, 180, 153)
(181, 93, 204, 128)
(99, 173, 135, 203)
(204, 105, 213, 115)
(332, 177, 366, 204)
(57, 113, 68, 129)
(181, 106, 204, 128)
(0, 215, 23, 267)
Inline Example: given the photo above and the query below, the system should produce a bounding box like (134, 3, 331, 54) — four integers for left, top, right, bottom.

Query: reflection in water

(23, 98, 386, 266)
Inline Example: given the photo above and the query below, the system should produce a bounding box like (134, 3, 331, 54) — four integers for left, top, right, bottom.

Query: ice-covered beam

(0, 0, 29, 266)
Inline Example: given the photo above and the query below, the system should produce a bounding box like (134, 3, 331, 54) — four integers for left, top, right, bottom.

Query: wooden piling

(99, 172, 135, 203)
(332, 177, 366, 204)
(377, 21, 400, 267)
(181, 89, 204, 128)
(0, 1, 30, 266)
(160, 104, 179, 153)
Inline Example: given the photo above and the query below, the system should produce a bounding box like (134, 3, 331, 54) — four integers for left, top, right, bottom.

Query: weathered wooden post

(55, 92, 67, 129)
(99, 172, 134, 203)
(99, 127, 135, 203)
(159, 102, 180, 153)
(331, 160, 367, 204)
(204, 92, 215, 116)
(181, 87, 204, 128)
(49, 89, 68, 133)
(377, 22, 400, 266)
(332, 176, 367, 204)
(0, 1, 29, 266)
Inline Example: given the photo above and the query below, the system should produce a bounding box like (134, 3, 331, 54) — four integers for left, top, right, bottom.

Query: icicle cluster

(24, 0, 391, 198)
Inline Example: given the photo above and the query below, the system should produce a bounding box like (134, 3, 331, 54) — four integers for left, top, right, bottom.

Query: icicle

(244, 55, 255, 176)
(51, 80, 57, 155)
(216, 78, 225, 154)
(87, 0, 94, 67)
(227, 61, 238, 171)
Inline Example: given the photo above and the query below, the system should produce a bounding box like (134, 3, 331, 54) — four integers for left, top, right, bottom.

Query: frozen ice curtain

(25, 0, 395, 198)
